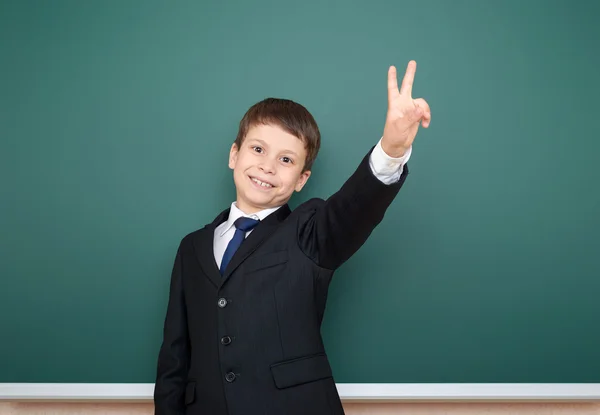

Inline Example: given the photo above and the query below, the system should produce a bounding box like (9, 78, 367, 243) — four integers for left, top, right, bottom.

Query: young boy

(154, 61, 431, 415)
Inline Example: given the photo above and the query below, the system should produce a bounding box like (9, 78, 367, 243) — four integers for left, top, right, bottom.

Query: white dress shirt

(214, 138, 411, 268)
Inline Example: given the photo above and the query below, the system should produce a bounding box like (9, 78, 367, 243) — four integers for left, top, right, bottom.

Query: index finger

(387, 65, 398, 93)
(400, 60, 417, 96)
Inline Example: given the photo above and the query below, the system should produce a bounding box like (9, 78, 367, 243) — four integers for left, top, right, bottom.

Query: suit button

(217, 298, 228, 308)
(221, 336, 232, 345)
(225, 372, 236, 383)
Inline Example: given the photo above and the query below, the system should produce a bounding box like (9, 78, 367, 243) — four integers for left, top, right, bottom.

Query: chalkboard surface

(2, 0, 599, 383)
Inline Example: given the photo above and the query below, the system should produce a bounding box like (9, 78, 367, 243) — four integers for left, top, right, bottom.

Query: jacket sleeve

(154, 243, 189, 415)
(297, 146, 408, 271)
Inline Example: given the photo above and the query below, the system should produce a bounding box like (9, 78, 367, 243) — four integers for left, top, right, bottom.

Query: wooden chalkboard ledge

(1, 384, 600, 402)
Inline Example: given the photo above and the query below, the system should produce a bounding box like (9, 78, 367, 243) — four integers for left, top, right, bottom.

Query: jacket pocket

(184, 381, 195, 405)
(270, 353, 333, 389)
(243, 250, 289, 274)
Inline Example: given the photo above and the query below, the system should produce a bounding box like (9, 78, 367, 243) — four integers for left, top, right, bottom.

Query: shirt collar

(219, 202, 282, 237)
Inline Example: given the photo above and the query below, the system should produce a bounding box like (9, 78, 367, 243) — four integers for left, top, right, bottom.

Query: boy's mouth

(248, 175, 275, 190)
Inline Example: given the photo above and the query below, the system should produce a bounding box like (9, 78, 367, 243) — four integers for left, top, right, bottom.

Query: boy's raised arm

(154, 245, 190, 415)
(298, 60, 431, 270)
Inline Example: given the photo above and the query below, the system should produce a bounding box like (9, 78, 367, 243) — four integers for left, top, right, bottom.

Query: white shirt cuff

(368, 137, 412, 185)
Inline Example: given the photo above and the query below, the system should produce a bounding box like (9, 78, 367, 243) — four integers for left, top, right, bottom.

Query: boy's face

(228, 123, 311, 214)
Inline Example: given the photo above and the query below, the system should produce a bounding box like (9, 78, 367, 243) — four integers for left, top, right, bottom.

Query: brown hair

(235, 98, 321, 172)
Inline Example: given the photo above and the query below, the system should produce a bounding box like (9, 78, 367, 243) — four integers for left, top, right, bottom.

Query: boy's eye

(281, 157, 293, 164)
(252, 146, 263, 153)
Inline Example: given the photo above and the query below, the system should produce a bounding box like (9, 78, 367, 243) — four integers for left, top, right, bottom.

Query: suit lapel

(220, 204, 291, 285)
(194, 207, 230, 288)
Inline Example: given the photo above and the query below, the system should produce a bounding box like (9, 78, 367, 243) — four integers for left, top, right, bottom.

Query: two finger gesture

(381, 60, 431, 158)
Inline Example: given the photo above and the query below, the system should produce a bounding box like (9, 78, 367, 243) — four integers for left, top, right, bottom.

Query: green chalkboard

(2, 0, 599, 383)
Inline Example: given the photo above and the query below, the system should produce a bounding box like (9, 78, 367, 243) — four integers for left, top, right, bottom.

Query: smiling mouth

(249, 176, 275, 189)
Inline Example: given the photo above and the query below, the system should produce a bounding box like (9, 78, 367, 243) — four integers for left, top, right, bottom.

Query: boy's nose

(258, 160, 276, 173)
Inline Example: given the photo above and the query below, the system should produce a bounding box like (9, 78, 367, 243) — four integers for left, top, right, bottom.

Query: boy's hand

(381, 60, 431, 158)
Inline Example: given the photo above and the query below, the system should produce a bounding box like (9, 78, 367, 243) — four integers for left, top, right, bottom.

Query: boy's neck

(234, 201, 282, 216)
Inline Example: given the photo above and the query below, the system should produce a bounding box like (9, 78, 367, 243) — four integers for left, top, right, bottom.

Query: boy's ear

(294, 170, 311, 192)
(228, 143, 239, 170)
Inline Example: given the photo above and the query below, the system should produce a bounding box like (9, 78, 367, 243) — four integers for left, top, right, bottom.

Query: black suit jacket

(154, 147, 409, 415)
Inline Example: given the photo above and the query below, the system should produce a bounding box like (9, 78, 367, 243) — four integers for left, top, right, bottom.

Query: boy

(154, 61, 431, 415)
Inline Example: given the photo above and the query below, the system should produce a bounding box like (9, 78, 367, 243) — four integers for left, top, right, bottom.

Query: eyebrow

(247, 138, 299, 157)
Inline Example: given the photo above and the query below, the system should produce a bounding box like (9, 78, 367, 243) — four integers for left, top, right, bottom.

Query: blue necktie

(220, 217, 260, 275)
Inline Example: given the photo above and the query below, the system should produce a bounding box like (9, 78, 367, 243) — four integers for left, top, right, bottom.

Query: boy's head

(228, 98, 321, 214)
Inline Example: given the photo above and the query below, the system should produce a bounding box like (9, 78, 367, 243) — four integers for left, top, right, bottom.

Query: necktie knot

(234, 217, 260, 232)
